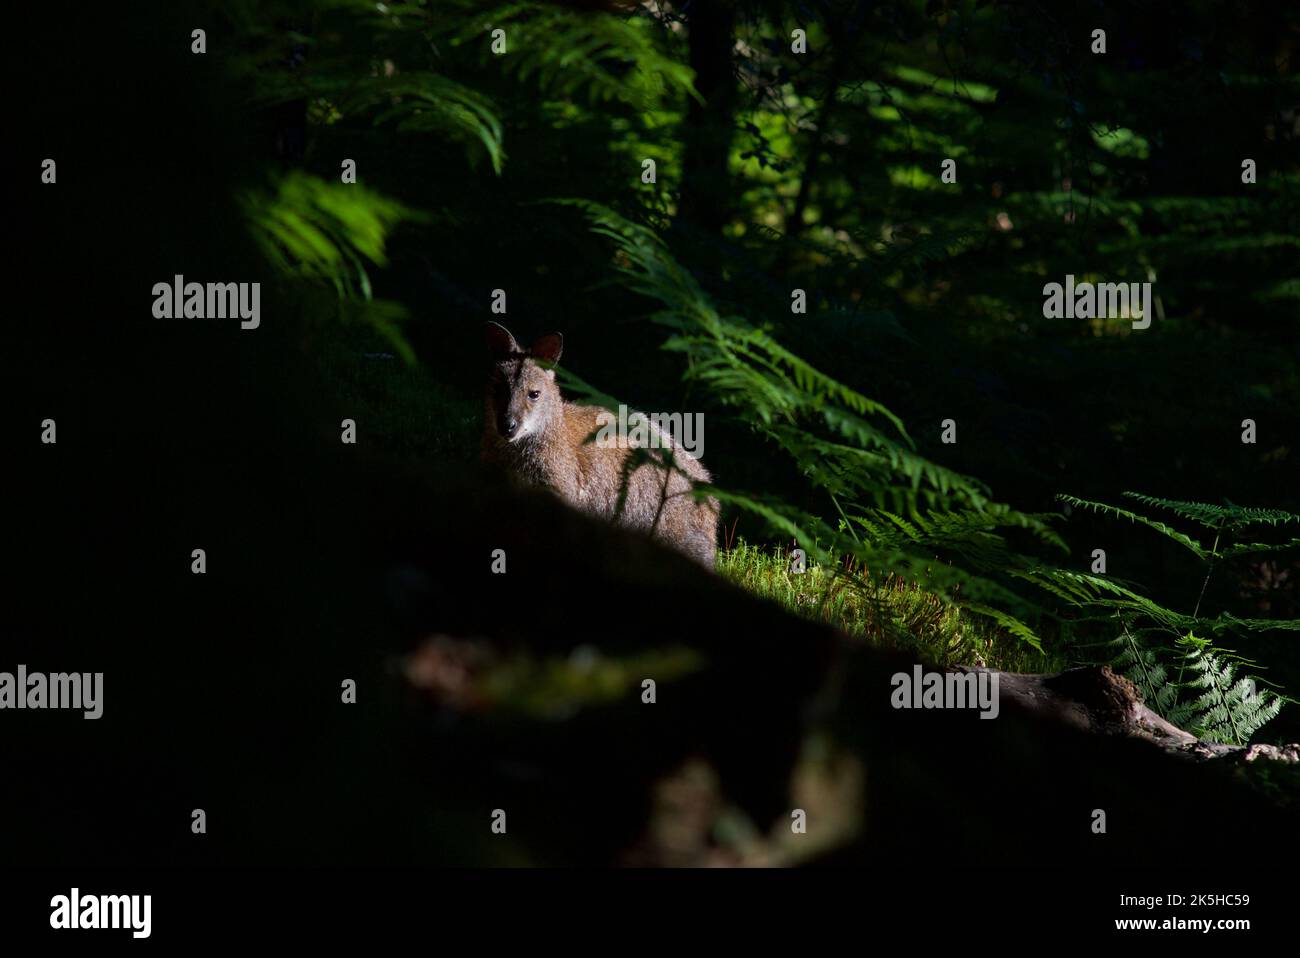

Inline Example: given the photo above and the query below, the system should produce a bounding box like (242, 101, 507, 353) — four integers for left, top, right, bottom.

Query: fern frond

(243, 172, 420, 290)
(1175, 634, 1285, 744)
(960, 603, 1044, 652)
(452, 4, 699, 110)
(1218, 538, 1300, 559)
(1122, 493, 1300, 531)
(1056, 494, 1207, 559)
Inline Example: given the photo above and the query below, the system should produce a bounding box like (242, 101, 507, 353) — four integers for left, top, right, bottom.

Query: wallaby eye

(527, 390, 541, 401)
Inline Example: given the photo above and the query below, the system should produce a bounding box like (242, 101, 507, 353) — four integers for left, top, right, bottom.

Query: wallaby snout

(482, 322, 720, 567)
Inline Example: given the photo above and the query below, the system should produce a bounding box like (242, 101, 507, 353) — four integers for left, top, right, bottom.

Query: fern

(1176, 635, 1286, 745)
(552, 216, 1298, 740)
(229, 0, 504, 355)
(1057, 494, 1207, 559)
(551, 199, 1081, 650)
(242, 172, 424, 361)
(359, 73, 506, 173)
(1111, 621, 1183, 719)
(222, 0, 508, 172)
(1122, 494, 1300, 531)
(451, 3, 699, 110)
(1057, 492, 1297, 743)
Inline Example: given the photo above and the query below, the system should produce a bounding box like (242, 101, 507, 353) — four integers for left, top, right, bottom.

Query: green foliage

(552, 199, 1070, 650)
(1058, 493, 1298, 743)
(1057, 493, 1207, 559)
(1107, 622, 1182, 718)
(718, 541, 1061, 674)
(230, 0, 704, 360)
(219, 0, 1300, 745)
(224, 0, 509, 360)
(243, 171, 422, 361)
(1174, 634, 1285, 744)
(244, 171, 417, 295)
(1095, 626, 1287, 744)
(450, 3, 699, 110)
(223, 0, 507, 171)
(354, 72, 506, 173)
(1059, 492, 1300, 562)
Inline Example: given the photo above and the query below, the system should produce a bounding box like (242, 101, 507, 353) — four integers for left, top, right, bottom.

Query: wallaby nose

(503, 418, 518, 438)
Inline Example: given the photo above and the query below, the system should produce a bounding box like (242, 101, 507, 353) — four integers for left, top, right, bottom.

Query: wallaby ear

(531, 332, 564, 365)
(486, 322, 520, 359)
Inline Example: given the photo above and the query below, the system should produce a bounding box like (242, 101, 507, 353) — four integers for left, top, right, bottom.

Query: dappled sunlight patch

(718, 541, 1061, 674)
(403, 635, 702, 720)
(621, 739, 865, 867)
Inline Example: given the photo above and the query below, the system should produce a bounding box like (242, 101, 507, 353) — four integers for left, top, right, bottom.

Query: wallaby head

(485, 322, 565, 443)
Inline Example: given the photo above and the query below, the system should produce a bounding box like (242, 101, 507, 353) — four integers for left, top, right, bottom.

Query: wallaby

(482, 322, 719, 567)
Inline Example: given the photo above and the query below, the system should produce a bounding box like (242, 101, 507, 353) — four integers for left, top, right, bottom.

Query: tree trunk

(678, 1, 738, 234)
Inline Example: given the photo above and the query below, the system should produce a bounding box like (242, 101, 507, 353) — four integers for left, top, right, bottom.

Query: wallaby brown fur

(482, 322, 719, 567)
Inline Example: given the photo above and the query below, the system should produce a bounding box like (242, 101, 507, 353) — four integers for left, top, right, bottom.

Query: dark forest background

(6, 0, 1299, 870)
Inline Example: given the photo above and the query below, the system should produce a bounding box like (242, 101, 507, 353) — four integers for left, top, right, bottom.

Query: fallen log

(959, 664, 1299, 763)
(382, 472, 1300, 866)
